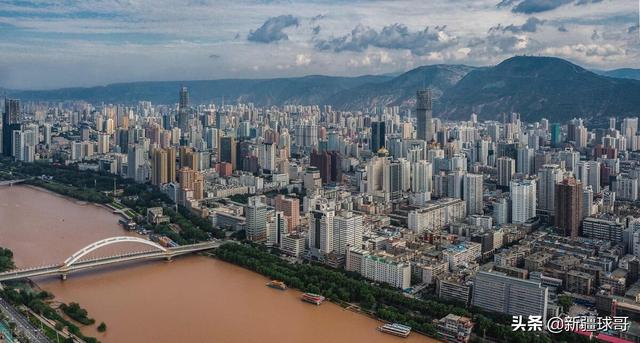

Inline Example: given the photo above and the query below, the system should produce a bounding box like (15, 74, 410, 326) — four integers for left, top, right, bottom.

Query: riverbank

(2, 185, 432, 342)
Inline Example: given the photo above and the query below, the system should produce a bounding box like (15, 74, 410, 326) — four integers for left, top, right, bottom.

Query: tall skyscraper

(416, 89, 433, 142)
(333, 211, 364, 255)
(151, 148, 168, 186)
(516, 147, 534, 176)
(510, 179, 536, 224)
(497, 157, 516, 187)
(550, 123, 562, 147)
(309, 201, 335, 257)
(464, 173, 484, 215)
(178, 86, 190, 130)
(3, 99, 21, 157)
(127, 144, 146, 181)
(179, 86, 189, 110)
(246, 196, 268, 242)
(555, 178, 583, 238)
(411, 160, 432, 193)
(274, 194, 300, 231)
(370, 121, 386, 153)
(537, 164, 563, 215)
(218, 136, 237, 170)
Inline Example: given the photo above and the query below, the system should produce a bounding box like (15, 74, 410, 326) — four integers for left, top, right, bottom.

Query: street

(0, 296, 51, 343)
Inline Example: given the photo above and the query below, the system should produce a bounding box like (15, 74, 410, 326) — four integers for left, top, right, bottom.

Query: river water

(0, 185, 434, 342)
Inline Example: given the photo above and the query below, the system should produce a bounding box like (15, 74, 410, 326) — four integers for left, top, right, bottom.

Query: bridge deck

(0, 241, 221, 282)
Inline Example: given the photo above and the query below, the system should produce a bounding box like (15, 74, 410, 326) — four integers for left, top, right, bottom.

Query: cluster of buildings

(4, 87, 640, 341)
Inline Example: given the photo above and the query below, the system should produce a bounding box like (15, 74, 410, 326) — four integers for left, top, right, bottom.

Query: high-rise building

(554, 178, 583, 238)
(550, 123, 562, 147)
(42, 123, 52, 146)
(333, 211, 363, 255)
(274, 195, 300, 231)
(580, 161, 601, 193)
(516, 147, 534, 176)
(370, 121, 385, 153)
(3, 99, 21, 157)
(510, 179, 536, 224)
(151, 148, 175, 186)
(537, 164, 563, 215)
(179, 86, 189, 110)
(497, 157, 516, 187)
(416, 89, 433, 142)
(411, 160, 432, 193)
(246, 196, 268, 242)
(127, 144, 146, 181)
(97, 132, 110, 154)
(309, 201, 335, 257)
(151, 148, 168, 186)
(262, 142, 276, 172)
(582, 186, 594, 219)
(267, 211, 288, 247)
(218, 136, 237, 170)
(464, 173, 483, 215)
(472, 271, 549, 323)
(559, 148, 580, 172)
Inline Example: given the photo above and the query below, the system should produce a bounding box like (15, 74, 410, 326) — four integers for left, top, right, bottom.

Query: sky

(0, 0, 638, 89)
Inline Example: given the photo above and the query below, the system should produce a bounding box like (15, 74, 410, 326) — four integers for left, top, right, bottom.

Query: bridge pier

(60, 273, 67, 281)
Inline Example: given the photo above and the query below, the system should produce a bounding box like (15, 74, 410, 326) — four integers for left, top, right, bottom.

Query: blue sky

(0, 0, 637, 89)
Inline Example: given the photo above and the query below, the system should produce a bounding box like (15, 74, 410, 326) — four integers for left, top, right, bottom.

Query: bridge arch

(63, 236, 168, 268)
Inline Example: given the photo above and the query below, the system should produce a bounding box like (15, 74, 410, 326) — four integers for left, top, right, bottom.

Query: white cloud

(0, 0, 637, 89)
(295, 53, 311, 66)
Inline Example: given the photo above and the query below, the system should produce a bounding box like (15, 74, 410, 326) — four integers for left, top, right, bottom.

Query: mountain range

(3, 56, 640, 122)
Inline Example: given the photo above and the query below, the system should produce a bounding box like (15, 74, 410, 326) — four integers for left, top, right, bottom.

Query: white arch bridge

(0, 237, 223, 282)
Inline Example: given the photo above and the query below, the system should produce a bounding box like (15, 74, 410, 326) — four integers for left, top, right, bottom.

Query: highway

(0, 296, 52, 343)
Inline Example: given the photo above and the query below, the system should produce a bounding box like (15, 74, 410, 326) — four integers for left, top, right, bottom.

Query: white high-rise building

(447, 170, 465, 199)
(411, 160, 432, 193)
(333, 211, 364, 255)
(262, 142, 276, 172)
(42, 123, 52, 146)
(398, 158, 411, 192)
(11, 130, 24, 160)
(246, 196, 268, 242)
(559, 148, 580, 172)
(576, 161, 601, 193)
(267, 211, 288, 247)
(464, 173, 484, 215)
(127, 144, 146, 181)
(98, 133, 110, 154)
(582, 186, 594, 219)
(517, 147, 535, 176)
(510, 179, 537, 224)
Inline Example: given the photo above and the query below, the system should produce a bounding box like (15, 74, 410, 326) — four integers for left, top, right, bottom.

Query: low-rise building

(346, 248, 411, 289)
(434, 314, 474, 343)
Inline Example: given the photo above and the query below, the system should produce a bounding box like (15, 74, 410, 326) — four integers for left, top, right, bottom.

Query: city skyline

(0, 0, 638, 89)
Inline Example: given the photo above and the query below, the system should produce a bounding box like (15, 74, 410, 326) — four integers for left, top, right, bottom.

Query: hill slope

(595, 68, 640, 81)
(4, 56, 640, 122)
(329, 64, 475, 111)
(6, 75, 393, 106)
(438, 56, 640, 121)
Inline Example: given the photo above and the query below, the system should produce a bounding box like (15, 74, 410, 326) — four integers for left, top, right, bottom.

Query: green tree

(97, 322, 107, 332)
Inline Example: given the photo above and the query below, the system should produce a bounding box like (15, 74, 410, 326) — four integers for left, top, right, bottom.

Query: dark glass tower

(416, 89, 433, 141)
(370, 121, 385, 153)
(3, 98, 21, 157)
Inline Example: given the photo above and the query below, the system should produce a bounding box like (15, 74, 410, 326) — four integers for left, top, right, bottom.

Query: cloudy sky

(0, 0, 638, 89)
